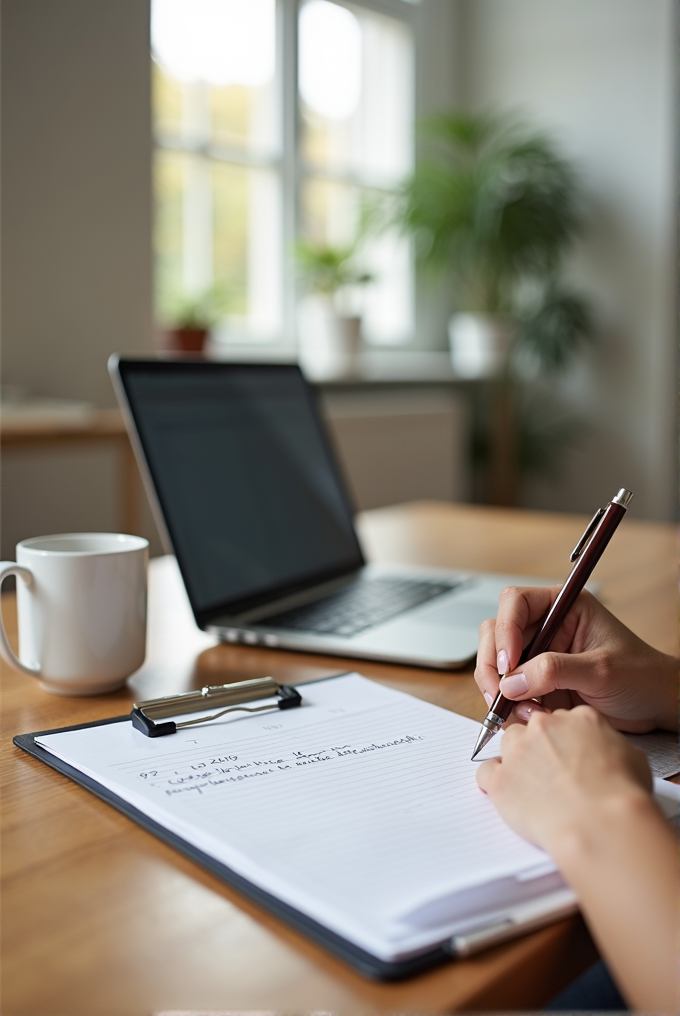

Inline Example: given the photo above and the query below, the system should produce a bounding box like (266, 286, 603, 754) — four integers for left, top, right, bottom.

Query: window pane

(154, 151, 282, 340)
(152, 0, 278, 156)
(301, 178, 412, 345)
(299, 0, 413, 184)
(153, 62, 184, 140)
(302, 177, 360, 249)
(360, 226, 413, 345)
(154, 150, 186, 315)
(212, 164, 282, 340)
(209, 82, 277, 155)
(152, 0, 283, 342)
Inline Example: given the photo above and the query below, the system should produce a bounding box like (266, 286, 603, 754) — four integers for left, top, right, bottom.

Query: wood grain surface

(1, 501, 676, 1015)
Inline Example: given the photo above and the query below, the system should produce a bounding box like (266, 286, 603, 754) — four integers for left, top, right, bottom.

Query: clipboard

(13, 673, 579, 981)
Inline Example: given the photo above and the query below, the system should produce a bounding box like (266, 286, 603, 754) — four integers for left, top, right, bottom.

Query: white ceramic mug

(0, 533, 148, 695)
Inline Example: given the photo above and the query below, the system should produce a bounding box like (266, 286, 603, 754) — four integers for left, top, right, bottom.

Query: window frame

(152, 0, 420, 349)
(282, 0, 418, 349)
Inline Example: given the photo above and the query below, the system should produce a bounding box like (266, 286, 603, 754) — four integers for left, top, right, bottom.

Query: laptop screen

(114, 360, 364, 622)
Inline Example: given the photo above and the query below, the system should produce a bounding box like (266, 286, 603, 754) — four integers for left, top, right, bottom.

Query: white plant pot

(331, 314, 362, 359)
(298, 295, 362, 375)
(448, 313, 514, 379)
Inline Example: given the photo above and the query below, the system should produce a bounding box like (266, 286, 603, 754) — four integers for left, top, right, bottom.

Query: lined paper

(625, 730, 680, 778)
(36, 674, 564, 960)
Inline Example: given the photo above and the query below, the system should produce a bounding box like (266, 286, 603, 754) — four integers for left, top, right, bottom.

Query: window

(152, 0, 415, 349)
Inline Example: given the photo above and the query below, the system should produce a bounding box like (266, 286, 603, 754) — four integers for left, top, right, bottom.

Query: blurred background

(1, 0, 676, 559)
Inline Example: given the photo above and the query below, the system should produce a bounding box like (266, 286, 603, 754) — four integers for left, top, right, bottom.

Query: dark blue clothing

(546, 960, 628, 1011)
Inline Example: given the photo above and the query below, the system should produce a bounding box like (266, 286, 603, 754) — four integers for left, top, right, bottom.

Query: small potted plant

(295, 239, 374, 361)
(162, 284, 228, 353)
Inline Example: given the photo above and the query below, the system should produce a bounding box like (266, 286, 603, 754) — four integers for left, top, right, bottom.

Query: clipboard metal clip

(131, 677, 302, 737)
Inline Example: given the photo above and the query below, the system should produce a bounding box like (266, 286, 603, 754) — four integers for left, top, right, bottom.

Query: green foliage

(162, 283, 230, 330)
(295, 240, 374, 296)
(398, 110, 583, 314)
(396, 109, 598, 498)
(515, 286, 594, 374)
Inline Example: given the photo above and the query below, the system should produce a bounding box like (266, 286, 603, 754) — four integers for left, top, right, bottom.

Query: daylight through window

(152, 0, 414, 347)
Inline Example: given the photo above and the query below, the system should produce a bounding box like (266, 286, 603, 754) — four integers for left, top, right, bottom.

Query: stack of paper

(35, 674, 585, 964)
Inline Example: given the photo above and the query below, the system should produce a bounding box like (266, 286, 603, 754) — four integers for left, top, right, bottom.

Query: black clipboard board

(14, 703, 455, 982)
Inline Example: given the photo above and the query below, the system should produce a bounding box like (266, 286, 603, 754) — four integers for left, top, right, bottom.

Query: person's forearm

(550, 790, 678, 1012)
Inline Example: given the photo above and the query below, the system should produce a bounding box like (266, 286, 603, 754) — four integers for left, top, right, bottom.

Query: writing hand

(475, 707, 677, 1013)
(475, 705, 652, 853)
(475, 587, 678, 733)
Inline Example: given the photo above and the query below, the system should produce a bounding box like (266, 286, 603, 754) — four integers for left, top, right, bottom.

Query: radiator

(320, 390, 467, 511)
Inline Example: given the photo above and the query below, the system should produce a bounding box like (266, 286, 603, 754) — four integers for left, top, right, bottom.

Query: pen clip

(569, 507, 605, 562)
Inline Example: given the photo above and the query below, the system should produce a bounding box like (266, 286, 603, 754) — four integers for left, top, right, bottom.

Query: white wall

(412, 0, 462, 350)
(1, 0, 157, 558)
(458, 0, 677, 521)
(1, 0, 154, 405)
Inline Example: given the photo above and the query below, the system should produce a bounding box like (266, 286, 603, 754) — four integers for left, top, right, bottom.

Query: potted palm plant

(396, 110, 594, 504)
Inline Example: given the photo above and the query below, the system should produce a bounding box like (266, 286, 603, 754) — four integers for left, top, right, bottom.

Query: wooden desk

(1, 502, 676, 1015)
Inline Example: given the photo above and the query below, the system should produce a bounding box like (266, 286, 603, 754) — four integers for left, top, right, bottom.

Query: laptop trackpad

(414, 598, 496, 630)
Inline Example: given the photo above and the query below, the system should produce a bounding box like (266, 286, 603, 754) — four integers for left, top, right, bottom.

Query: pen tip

(471, 725, 496, 761)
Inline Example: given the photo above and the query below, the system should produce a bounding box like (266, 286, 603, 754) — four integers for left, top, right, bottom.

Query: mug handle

(0, 563, 40, 676)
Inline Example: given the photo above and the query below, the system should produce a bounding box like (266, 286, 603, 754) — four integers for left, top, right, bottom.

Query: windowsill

(205, 345, 476, 387)
(302, 349, 464, 386)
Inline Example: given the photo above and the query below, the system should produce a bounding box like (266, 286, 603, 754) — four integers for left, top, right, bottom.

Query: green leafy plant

(395, 110, 596, 503)
(162, 283, 229, 331)
(295, 240, 374, 301)
(400, 111, 583, 310)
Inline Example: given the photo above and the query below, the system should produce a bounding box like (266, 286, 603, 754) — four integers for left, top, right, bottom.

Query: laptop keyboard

(260, 577, 458, 638)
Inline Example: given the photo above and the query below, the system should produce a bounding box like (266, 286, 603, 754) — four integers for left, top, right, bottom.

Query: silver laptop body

(110, 356, 540, 669)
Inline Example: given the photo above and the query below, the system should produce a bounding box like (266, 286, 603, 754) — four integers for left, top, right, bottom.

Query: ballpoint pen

(471, 487, 634, 760)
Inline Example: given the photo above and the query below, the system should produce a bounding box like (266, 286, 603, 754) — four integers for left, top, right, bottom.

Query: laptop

(109, 357, 540, 669)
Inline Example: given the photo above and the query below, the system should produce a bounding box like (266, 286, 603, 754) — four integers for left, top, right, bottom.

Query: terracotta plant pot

(167, 327, 209, 353)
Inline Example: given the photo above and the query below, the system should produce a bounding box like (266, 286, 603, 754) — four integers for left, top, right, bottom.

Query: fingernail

(514, 700, 549, 722)
(500, 671, 528, 697)
(483, 691, 494, 708)
(497, 649, 509, 675)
